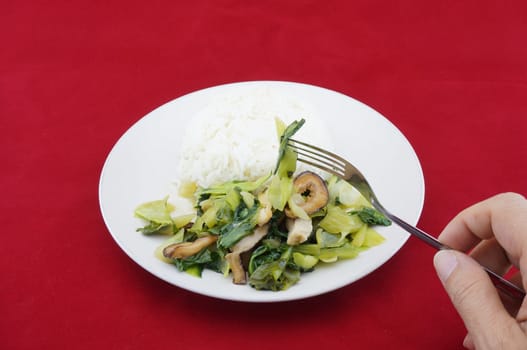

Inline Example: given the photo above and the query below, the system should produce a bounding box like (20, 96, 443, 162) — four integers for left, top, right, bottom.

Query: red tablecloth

(3, 1, 527, 349)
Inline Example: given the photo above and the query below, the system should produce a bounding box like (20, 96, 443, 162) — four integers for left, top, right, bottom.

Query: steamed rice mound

(178, 88, 333, 188)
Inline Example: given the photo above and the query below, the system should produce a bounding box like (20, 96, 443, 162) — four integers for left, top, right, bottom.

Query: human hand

(433, 193, 527, 349)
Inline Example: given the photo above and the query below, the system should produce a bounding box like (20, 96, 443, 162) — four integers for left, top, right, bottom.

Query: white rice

(177, 86, 334, 188)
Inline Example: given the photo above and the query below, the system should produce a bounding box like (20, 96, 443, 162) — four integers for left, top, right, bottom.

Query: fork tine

(287, 138, 347, 177)
(294, 154, 345, 178)
(289, 138, 349, 164)
(291, 148, 346, 176)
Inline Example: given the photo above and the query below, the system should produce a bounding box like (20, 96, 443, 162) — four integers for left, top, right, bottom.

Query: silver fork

(288, 138, 525, 300)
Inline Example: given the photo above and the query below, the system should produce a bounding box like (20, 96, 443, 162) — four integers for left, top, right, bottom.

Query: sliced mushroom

(232, 224, 269, 253)
(225, 253, 246, 284)
(226, 224, 269, 284)
(286, 218, 313, 245)
(162, 234, 218, 259)
(286, 171, 329, 218)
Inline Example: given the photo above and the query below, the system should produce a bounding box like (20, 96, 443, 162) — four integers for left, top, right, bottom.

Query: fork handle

(383, 210, 526, 300)
(387, 214, 449, 250)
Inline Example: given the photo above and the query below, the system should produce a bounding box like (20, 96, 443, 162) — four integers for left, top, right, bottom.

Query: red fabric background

(2, 1, 527, 349)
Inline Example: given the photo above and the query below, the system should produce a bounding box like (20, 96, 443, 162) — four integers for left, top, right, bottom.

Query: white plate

(99, 81, 425, 302)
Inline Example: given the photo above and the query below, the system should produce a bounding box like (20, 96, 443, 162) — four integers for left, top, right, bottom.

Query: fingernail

(434, 249, 458, 283)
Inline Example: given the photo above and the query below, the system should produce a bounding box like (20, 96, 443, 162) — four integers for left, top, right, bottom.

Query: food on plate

(285, 171, 329, 218)
(134, 117, 391, 291)
(177, 88, 332, 188)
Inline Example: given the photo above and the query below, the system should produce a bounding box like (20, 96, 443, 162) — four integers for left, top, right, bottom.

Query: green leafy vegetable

(362, 227, 386, 247)
(352, 207, 392, 226)
(319, 243, 360, 262)
(318, 205, 363, 234)
(292, 252, 318, 270)
(136, 222, 173, 235)
(197, 174, 270, 198)
(134, 197, 174, 235)
(268, 174, 293, 211)
(171, 248, 226, 277)
(217, 201, 259, 248)
(248, 239, 282, 275)
(274, 118, 304, 175)
(249, 245, 300, 291)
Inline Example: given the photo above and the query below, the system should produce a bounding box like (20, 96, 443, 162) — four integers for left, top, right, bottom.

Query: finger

(515, 293, 527, 332)
(438, 213, 481, 251)
(469, 237, 511, 275)
(434, 249, 524, 348)
(521, 320, 527, 333)
(439, 193, 527, 270)
(438, 196, 498, 250)
(463, 333, 474, 350)
(517, 301, 527, 334)
(500, 271, 525, 317)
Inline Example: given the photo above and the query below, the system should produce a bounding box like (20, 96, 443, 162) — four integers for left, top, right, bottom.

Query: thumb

(433, 250, 518, 347)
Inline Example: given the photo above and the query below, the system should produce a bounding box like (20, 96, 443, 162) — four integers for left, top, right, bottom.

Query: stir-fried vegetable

(134, 118, 391, 291)
(134, 197, 174, 235)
